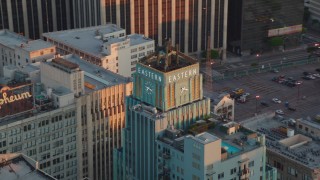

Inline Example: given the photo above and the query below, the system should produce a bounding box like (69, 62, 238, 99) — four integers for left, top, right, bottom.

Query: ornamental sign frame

(0, 83, 34, 118)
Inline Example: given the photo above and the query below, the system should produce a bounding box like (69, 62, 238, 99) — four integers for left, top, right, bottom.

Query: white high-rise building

(156, 125, 266, 180)
(43, 24, 155, 77)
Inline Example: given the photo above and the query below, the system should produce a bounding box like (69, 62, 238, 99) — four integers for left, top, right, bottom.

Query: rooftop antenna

(164, 39, 171, 71)
(175, 44, 179, 65)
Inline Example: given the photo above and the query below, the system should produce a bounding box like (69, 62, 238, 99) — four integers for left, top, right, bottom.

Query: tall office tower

(129, 0, 228, 57)
(113, 44, 211, 180)
(227, 0, 304, 55)
(43, 24, 155, 77)
(306, 0, 320, 22)
(61, 54, 133, 180)
(0, 54, 132, 180)
(0, 0, 72, 39)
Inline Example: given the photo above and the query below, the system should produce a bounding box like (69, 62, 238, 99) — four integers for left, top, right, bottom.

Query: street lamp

(255, 95, 260, 114)
(296, 82, 301, 107)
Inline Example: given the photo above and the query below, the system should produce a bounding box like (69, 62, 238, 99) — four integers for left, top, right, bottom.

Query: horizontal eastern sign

(268, 24, 302, 37)
(136, 65, 164, 82)
(136, 63, 200, 83)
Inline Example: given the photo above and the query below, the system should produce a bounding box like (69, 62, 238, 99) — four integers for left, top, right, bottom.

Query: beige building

(211, 92, 235, 121)
(296, 118, 320, 140)
(60, 54, 133, 180)
(243, 114, 320, 180)
(0, 30, 55, 75)
(0, 54, 132, 180)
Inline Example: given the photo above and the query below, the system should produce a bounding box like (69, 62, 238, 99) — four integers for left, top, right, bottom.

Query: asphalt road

(212, 48, 309, 73)
(204, 63, 320, 121)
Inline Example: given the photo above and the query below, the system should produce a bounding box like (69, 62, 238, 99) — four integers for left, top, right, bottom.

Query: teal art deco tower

(114, 45, 210, 180)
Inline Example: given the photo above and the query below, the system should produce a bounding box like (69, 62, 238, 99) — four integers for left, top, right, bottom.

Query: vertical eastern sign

(0, 83, 34, 118)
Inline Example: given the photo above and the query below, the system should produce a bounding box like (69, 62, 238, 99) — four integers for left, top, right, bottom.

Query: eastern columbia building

(114, 44, 267, 180)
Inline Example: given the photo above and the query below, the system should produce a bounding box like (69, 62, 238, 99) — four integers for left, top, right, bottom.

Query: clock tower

(114, 44, 210, 180)
(133, 46, 203, 112)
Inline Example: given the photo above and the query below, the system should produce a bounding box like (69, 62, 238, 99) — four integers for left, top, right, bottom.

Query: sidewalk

(221, 44, 307, 65)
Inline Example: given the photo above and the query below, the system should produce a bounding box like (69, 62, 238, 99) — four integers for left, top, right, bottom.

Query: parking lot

(204, 63, 320, 121)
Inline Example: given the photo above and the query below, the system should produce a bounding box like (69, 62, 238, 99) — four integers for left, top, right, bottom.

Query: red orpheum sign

(0, 83, 34, 118)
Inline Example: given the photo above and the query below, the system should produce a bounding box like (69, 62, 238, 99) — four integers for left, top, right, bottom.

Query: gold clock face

(145, 81, 153, 95)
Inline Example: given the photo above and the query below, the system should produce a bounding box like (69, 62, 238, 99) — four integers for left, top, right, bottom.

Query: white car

(307, 75, 316, 79)
(275, 109, 284, 115)
(313, 73, 320, 78)
(272, 98, 281, 104)
(242, 93, 250, 97)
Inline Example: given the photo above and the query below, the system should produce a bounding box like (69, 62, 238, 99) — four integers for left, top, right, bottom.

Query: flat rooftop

(158, 117, 263, 158)
(43, 24, 152, 58)
(192, 132, 220, 144)
(243, 115, 320, 169)
(0, 153, 56, 180)
(0, 30, 53, 51)
(62, 54, 130, 92)
(139, 45, 198, 73)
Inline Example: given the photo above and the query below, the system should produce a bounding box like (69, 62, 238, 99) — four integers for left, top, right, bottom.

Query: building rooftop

(139, 44, 198, 73)
(243, 114, 320, 169)
(0, 29, 29, 49)
(62, 54, 131, 92)
(18, 39, 54, 52)
(0, 30, 53, 51)
(42, 24, 152, 58)
(52, 58, 79, 70)
(158, 117, 263, 158)
(0, 153, 56, 180)
(210, 92, 231, 106)
(192, 132, 220, 144)
(297, 118, 320, 129)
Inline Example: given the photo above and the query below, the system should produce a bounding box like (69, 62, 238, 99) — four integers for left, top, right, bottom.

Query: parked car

(272, 77, 278, 81)
(275, 109, 284, 115)
(271, 69, 279, 73)
(313, 73, 320, 78)
(307, 75, 316, 79)
(288, 107, 296, 111)
(233, 88, 244, 95)
(242, 92, 250, 97)
(303, 72, 311, 76)
(302, 76, 311, 80)
(287, 82, 296, 87)
(260, 101, 269, 107)
(316, 68, 320, 72)
(287, 77, 295, 81)
(295, 81, 303, 85)
(272, 98, 282, 103)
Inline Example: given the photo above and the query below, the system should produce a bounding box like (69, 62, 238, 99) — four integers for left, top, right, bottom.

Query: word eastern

(0, 92, 32, 109)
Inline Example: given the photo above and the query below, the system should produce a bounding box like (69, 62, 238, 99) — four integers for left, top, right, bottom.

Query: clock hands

(146, 86, 153, 92)
(180, 87, 188, 93)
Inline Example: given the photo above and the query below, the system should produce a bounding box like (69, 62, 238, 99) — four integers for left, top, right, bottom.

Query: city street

(204, 63, 320, 121)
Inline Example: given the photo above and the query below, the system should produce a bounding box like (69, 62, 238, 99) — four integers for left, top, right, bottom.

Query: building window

(249, 161, 254, 167)
(230, 167, 236, 174)
(139, 52, 145, 57)
(131, 48, 137, 53)
(131, 54, 137, 59)
(218, 172, 224, 179)
(138, 46, 145, 51)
